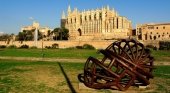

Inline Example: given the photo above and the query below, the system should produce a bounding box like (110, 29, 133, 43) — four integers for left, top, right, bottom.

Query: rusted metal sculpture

(78, 39, 154, 91)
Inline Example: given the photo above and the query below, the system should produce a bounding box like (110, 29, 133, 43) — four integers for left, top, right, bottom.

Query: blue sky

(0, 0, 170, 34)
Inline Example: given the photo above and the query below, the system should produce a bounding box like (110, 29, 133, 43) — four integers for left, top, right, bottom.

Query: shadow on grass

(58, 62, 77, 93)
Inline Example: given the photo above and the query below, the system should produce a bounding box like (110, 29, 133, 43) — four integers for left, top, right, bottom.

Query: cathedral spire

(115, 11, 119, 16)
(112, 8, 115, 13)
(106, 5, 109, 10)
(68, 5, 71, 14)
(62, 11, 66, 19)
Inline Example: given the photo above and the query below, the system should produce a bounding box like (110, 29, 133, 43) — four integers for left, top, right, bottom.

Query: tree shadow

(58, 62, 77, 93)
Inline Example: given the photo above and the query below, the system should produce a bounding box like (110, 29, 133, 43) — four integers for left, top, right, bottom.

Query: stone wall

(0, 40, 161, 49)
(0, 40, 115, 49)
(139, 40, 160, 48)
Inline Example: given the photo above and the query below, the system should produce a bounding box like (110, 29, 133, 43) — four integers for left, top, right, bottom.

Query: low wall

(139, 40, 160, 48)
(0, 40, 115, 49)
(0, 40, 161, 49)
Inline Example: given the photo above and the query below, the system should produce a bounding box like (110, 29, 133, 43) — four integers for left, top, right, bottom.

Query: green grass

(0, 60, 84, 93)
(154, 65, 170, 79)
(0, 59, 170, 93)
(0, 49, 170, 62)
(151, 49, 170, 62)
(0, 49, 101, 59)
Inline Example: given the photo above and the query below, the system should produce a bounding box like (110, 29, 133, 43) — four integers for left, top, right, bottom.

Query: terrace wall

(0, 40, 160, 49)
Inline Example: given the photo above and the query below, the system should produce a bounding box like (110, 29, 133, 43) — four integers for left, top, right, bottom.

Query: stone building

(21, 22, 51, 36)
(61, 5, 132, 40)
(136, 23, 170, 40)
(21, 21, 39, 32)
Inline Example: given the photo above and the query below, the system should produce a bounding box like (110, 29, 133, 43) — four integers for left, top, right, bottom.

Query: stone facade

(21, 22, 51, 36)
(137, 23, 170, 41)
(61, 5, 132, 40)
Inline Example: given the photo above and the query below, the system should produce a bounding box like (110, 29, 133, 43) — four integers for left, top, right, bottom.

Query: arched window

(78, 28, 82, 36)
(80, 15, 82, 24)
(89, 15, 91, 20)
(85, 16, 87, 21)
(154, 36, 156, 40)
(75, 18, 76, 23)
(94, 14, 96, 20)
(99, 13, 102, 20)
(150, 35, 152, 40)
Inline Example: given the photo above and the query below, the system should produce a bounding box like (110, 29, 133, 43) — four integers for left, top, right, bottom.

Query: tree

(17, 30, 34, 41)
(18, 32, 25, 41)
(0, 34, 10, 41)
(52, 27, 69, 40)
(37, 30, 43, 40)
(52, 28, 60, 40)
(26, 30, 34, 40)
(61, 27, 69, 40)
(47, 30, 51, 37)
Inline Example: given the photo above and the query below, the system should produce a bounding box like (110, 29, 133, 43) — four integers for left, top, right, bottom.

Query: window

(99, 13, 102, 19)
(75, 18, 76, 23)
(148, 26, 154, 29)
(80, 15, 82, 24)
(150, 35, 152, 40)
(94, 14, 96, 20)
(105, 12, 107, 17)
(85, 16, 87, 21)
(156, 27, 158, 29)
(89, 15, 91, 20)
(150, 32, 152, 34)
(158, 35, 160, 38)
(138, 28, 142, 34)
(163, 26, 165, 29)
(71, 18, 72, 23)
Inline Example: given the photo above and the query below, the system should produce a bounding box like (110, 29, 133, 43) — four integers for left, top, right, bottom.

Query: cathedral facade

(61, 5, 132, 40)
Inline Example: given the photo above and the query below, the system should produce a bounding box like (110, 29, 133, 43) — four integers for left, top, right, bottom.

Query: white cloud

(29, 17, 34, 20)
(0, 32, 4, 36)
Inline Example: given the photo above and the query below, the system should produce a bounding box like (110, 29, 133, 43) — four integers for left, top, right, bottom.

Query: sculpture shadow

(58, 62, 77, 93)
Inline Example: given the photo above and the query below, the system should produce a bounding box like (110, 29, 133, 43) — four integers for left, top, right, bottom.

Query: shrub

(7, 45, 17, 49)
(30, 46, 38, 49)
(0, 45, 6, 48)
(45, 46, 51, 49)
(76, 46, 83, 49)
(82, 44, 95, 50)
(153, 46, 158, 50)
(159, 41, 170, 50)
(146, 45, 155, 49)
(19, 44, 29, 49)
(52, 43, 59, 49)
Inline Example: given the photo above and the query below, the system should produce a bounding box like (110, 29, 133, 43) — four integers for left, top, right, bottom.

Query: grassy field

(0, 59, 170, 93)
(0, 48, 170, 62)
(0, 49, 170, 92)
(0, 49, 101, 59)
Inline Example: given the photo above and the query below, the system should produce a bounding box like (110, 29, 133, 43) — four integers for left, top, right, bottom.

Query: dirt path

(0, 56, 170, 65)
(0, 56, 86, 63)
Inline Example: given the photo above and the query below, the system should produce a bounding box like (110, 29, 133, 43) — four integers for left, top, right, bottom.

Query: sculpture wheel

(78, 39, 155, 91)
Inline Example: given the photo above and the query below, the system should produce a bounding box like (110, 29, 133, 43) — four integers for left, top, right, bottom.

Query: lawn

(0, 59, 170, 93)
(0, 49, 101, 59)
(0, 49, 170, 62)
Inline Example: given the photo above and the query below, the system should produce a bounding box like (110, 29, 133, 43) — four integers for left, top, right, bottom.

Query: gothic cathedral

(61, 5, 132, 40)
